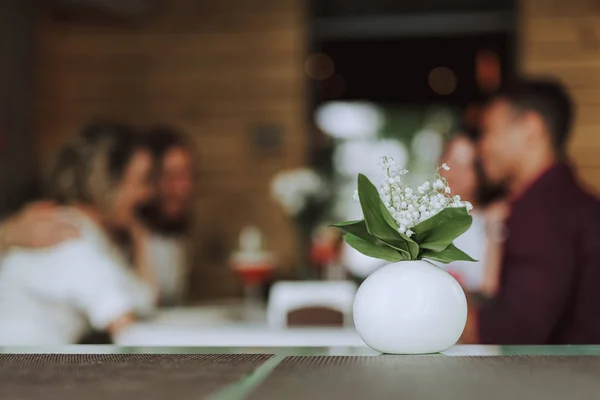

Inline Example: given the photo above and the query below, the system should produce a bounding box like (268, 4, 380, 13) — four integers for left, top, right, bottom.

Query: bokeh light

(428, 67, 457, 95)
(476, 49, 501, 93)
(315, 101, 384, 140)
(411, 128, 444, 163)
(334, 138, 408, 179)
(321, 73, 347, 98)
(305, 53, 335, 81)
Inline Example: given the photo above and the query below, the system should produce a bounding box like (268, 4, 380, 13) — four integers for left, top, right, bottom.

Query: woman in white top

(438, 132, 507, 294)
(0, 122, 157, 344)
(137, 126, 194, 306)
(0, 125, 196, 307)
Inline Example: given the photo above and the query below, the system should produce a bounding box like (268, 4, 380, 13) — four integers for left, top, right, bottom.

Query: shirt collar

(509, 162, 572, 206)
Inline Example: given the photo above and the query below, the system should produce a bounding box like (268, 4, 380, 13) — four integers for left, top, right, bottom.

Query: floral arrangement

(333, 156, 475, 264)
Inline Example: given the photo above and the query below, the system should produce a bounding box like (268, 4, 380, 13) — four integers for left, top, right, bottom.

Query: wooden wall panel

(520, 0, 600, 192)
(37, 0, 309, 299)
(0, 0, 37, 214)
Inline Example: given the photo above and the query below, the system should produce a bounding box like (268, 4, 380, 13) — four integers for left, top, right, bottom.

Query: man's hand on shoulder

(0, 201, 80, 250)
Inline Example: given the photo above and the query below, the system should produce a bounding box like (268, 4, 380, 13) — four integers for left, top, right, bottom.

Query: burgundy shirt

(479, 164, 600, 344)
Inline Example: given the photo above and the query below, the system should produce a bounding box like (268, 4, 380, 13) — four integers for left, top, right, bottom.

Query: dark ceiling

(313, 0, 515, 17)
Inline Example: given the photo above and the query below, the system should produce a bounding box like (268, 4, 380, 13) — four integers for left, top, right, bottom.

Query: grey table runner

(249, 355, 600, 400)
(0, 353, 272, 400)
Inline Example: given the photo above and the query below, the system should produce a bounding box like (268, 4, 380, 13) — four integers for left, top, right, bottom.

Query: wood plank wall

(520, 0, 600, 193)
(0, 0, 37, 214)
(37, 0, 309, 299)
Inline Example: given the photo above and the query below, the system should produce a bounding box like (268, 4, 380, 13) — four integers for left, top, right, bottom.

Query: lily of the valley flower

(359, 156, 472, 237)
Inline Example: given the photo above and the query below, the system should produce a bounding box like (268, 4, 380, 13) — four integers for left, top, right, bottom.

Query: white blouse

(145, 234, 188, 306)
(0, 209, 154, 345)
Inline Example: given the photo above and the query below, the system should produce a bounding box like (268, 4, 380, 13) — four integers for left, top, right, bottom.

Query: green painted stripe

(205, 355, 284, 400)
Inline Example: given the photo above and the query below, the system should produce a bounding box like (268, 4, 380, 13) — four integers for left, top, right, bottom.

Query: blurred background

(1, 0, 599, 345)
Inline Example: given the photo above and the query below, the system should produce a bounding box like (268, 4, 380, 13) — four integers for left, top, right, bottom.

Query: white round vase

(353, 260, 467, 354)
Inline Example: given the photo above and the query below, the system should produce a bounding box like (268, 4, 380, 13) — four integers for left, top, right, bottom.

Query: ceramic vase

(353, 260, 467, 354)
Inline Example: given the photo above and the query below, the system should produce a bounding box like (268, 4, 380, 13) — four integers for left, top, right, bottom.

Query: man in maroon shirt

(462, 78, 600, 344)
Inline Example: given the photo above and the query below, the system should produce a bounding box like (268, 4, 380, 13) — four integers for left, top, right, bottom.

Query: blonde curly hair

(46, 122, 146, 216)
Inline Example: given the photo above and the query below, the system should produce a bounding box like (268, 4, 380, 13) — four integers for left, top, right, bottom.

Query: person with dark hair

(135, 125, 194, 306)
(0, 122, 156, 344)
(462, 77, 600, 344)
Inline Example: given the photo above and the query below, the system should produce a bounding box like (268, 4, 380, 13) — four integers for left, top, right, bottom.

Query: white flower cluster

(355, 156, 473, 238)
(271, 168, 328, 216)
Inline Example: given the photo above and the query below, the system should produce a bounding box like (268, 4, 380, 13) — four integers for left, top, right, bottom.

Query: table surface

(115, 304, 366, 347)
(3, 344, 600, 356)
(2, 346, 600, 400)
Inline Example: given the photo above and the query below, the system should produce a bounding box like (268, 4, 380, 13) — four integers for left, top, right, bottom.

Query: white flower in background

(355, 156, 472, 237)
(271, 168, 328, 216)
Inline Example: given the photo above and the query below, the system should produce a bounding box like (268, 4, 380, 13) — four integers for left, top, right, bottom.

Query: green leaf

(330, 220, 370, 239)
(421, 243, 476, 264)
(344, 233, 405, 263)
(357, 174, 399, 241)
(413, 207, 473, 252)
(399, 232, 420, 260)
(375, 190, 419, 259)
(379, 201, 399, 230)
(357, 174, 417, 259)
(384, 242, 411, 259)
(332, 220, 411, 259)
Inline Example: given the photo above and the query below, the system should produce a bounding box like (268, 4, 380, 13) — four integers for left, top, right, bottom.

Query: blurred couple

(0, 122, 194, 344)
(448, 78, 600, 344)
